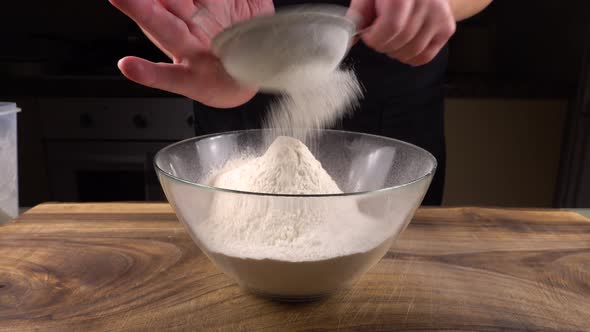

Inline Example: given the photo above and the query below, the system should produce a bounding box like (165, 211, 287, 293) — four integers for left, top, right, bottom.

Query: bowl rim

(154, 129, 438, 198)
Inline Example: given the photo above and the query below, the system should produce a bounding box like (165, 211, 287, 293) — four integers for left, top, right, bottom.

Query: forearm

(449, 0, 493, 21)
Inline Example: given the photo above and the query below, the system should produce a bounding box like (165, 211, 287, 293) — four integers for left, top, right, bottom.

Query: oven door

(46, 141, 169, 202)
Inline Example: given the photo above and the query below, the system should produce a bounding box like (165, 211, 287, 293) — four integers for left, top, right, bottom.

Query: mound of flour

(213, 136, 341, 195)
(197, 136, 390, 262)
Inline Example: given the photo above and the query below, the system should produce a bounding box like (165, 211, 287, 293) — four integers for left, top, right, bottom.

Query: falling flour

(264, 68, 363, 142)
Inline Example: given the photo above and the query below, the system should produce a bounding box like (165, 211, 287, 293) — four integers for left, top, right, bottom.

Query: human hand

(350, 0, 456, 66)
(109, 0, 274, 108)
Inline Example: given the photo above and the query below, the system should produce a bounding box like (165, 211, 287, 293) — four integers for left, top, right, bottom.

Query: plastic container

(0, 102, 20, 222)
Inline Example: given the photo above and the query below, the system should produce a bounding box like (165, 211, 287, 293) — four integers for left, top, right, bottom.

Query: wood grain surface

(1, 203, 590, 331)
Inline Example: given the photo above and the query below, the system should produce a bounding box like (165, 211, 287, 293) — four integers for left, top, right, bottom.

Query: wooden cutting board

(1, 203, 589, 331)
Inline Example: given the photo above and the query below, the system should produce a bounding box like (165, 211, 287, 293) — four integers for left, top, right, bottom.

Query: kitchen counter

(1, 203, 589, 331)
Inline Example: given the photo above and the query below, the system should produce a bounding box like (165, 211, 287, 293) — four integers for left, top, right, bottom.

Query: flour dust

(263, 68, 363, 144)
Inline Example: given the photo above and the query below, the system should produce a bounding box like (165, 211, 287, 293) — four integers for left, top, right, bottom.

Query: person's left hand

(350, 0, 456, 66)
(109, 0, 274, 108)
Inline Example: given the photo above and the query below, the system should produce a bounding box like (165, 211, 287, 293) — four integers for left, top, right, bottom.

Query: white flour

(197, 136, 390, 262)
(213, 136, 341, 195)
(255, 15, 364, 142)
(264, 68, 363, 143)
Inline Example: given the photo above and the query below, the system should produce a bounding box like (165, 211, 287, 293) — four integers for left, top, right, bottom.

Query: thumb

(348, 0, 376, 30)
(117, 55, 258, 108)
(118, 56, 192, 96)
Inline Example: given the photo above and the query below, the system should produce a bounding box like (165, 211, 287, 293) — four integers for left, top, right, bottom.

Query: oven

(46, 141, 169, 201)
(41, 97, 195, 202)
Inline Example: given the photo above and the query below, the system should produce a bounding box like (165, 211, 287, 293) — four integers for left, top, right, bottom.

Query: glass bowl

(154, 129, 436, 300)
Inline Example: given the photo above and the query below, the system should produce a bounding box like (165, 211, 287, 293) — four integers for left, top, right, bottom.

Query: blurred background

(1, 0, 589, 208)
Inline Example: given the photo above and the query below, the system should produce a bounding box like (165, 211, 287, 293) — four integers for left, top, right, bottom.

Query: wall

(443, 98, 568, 207)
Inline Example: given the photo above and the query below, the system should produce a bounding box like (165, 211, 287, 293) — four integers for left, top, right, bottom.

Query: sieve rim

(211, 4, 357, 59)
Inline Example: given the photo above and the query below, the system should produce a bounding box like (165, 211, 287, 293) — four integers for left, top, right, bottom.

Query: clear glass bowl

(154, 129, 436, 300)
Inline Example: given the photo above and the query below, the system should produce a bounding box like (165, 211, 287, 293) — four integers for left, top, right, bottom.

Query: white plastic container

(0, 102, 20, 222)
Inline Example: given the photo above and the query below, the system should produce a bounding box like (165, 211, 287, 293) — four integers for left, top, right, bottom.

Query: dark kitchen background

(1, 1, 589, 208)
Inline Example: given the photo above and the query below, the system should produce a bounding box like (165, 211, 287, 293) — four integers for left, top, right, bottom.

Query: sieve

(211, 4, 359, 92)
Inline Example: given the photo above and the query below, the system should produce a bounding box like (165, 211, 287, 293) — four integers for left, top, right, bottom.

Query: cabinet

(444, 98, 568, 207)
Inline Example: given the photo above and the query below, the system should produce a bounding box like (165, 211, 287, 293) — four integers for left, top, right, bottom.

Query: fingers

(157, 0, 196, 21)
(158, 0, 243, 49)
(117, 55, 257, 108)
(362, 0, 413, 53)
(400, 8, 455, 66)
(382, 2, 428, 55)
(359, 0, 456, 66)
(348, 0, 376, 30)
(109, 0, 199, 56)
(387, 19, 433, 63)
(405, 34, 450, 66)
(118, 56, 193, 96)
(158, 0, 224, 44)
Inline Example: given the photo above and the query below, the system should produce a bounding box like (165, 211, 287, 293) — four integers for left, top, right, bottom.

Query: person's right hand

(350, 0, 456, 67)
(110, 0, 274, 108)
